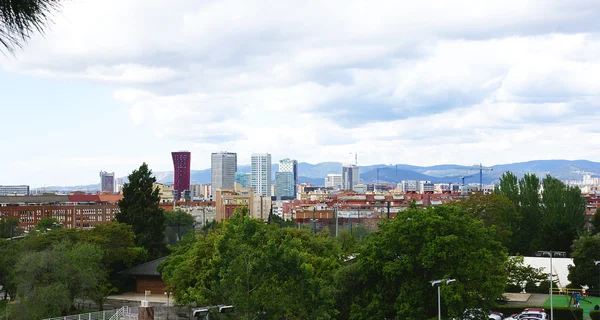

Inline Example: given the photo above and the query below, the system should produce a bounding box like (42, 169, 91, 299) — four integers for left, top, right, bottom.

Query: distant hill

(34, 159, 600, 191)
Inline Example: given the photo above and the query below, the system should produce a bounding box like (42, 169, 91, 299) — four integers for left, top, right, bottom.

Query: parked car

(503, 308, 547, 320)
(458, 308, 504, 320)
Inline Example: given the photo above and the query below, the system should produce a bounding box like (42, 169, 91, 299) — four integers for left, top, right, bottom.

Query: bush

(590, 310, 600, 320)
(492, 306, 582, 320)
(505, 283, 522, 293)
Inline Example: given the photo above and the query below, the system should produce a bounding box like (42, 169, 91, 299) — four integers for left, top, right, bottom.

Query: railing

(108, 306, 128, 320)
(42, 308, 120, 320)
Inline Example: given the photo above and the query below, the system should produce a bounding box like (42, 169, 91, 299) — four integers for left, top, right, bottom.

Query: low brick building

(119, 257, 168, 294)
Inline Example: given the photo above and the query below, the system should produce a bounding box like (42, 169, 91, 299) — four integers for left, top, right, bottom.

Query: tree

(116, 163, 166, 260)
(536, 175, 586, 254)
(593, 210, 600, 235)
(0, 240, 20, 299)
(455, 193, 521, 253)
(33, 217, 61, 232)
(568, 235, 600, 293)
(78, 222, 147, 310)
(159, 209, 342, 319)
(10, 241, 105, 318)
(345, 205, 507, 319)
(0, 0, 62, 53)
(505, 255, 548, 293)
(163, 210, 195, 245)
(0, 217, 22, 239)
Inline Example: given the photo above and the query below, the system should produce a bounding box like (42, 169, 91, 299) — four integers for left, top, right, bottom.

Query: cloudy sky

(2, 0, 600, 187)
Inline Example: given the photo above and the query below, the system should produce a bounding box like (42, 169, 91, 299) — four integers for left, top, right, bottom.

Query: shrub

(590, 310, 600, 320)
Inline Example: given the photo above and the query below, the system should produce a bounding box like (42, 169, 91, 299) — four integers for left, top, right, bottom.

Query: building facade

(342, 165, 360, 191)
(171, 151, 191, 199)
(211, 152, 237, 197)
(324, 174, 342, 189)
(0, 185, 30, 196)
(100, 171, 115, 193)
(235, 172, 251, 188)
(275, 172, 295, 198)
(278, 158, 298, 195)
(251, 153, 272, 197)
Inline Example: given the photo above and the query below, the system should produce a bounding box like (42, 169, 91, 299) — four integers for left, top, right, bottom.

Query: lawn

(543, 294, 600, 315)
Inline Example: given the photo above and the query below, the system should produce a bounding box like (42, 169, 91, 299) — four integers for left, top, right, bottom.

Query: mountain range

(34, 159, 600, 192)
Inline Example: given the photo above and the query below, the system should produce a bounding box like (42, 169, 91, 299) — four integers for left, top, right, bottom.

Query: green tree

(164, 210, 195, 245)
(0, 0, 62, 53)
(160, 209, 342, 319)
(346, 205, 507, 319)
(78, 222, 147, 309)
(10, 241, 105, 318)
(536, 175, 586, 254)
(455, 193, 521, 253)
(33, 217, 61, 232)
(593, 210, 600, 235)
(0, 240, 20, 299)
(116, 163, 166, 260)
(568, 234, 600, 293)
(505, 255, 548, 293)
(0, 217, 22, 239)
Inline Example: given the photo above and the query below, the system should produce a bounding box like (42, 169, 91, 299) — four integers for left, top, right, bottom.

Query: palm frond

(0, 0, 62, 53)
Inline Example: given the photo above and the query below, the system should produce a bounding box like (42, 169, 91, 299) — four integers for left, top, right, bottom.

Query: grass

(544, 294, 600, 315)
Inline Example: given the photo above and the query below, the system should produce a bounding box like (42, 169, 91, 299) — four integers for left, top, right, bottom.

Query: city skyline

(2, 1, 600, 187)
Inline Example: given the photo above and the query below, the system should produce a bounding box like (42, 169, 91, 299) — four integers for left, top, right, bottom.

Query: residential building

(211, 152, 237, 197)
(201, 184, 211, 199)
(342, 164, 360, 191)
(171, 151, 191, 199)
(190, 184, 203, 199)
(251, 153, 272, 197)
(235, 172, 251, 188)
(99, 171, 115, 193)
(419, 181, 435, 194)
(325, 174, 342, 189)
(0, 185, 30, 196)
(153, 183, 175, 203)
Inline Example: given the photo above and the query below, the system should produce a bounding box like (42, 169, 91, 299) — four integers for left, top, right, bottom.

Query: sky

(2, 0, 600, 187)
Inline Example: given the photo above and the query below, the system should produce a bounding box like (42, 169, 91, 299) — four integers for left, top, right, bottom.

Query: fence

(42, 308, 120, 320)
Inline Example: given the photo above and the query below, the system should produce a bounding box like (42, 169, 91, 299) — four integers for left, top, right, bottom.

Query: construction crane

(467, 163, 493, 191)
(454, 163, 493, 191)
(458, 173, 478, 186)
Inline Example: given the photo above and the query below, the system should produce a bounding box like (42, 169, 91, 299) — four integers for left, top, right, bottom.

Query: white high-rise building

(251, 153, 272, 197)
(211, 152, 237, 197)
(325, 174, 342, 189)
(342, 164, 360, 190)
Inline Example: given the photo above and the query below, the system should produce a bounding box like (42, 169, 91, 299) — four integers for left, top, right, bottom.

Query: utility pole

(312, 207, 317, 235)
(334, 206, 338, 237)
(387, 201, 391, 220)
(479, 163, 483, 192)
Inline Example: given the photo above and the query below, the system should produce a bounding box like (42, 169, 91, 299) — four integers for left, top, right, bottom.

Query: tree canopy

(117, 162, 166, 260)
(159, 208, 343, 319)
(568, 234, 600, 292)
(343, 205, 508, 319)
(495, 171, 586, 255)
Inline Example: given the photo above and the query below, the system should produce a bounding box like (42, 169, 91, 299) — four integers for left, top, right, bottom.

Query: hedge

(590, 310, 600, 320)
(492, 306, 582, 320)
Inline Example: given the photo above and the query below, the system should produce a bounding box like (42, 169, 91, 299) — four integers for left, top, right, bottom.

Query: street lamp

(164, 291, 172, 306)
(192, 305, 235, 319)
(537, 250, 566, 320)
(431, 278, 456, 320)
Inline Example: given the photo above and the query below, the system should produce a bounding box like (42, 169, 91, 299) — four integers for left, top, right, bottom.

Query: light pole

(164, 291, 172, 306)
(431, 278, 456, 320)
(537, 250, 566, 320)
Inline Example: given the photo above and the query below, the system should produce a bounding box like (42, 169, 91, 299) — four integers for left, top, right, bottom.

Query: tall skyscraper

(251, 153, 272, 197)
(342, 164, 360, 190)
(171, 151, 191, 199)
(211, 152, 237, 197)
(100, 171, 115, 193)
(275, 158, 298, 198)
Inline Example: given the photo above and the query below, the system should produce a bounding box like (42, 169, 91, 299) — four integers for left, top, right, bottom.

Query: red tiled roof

(98, 194, 123, 204)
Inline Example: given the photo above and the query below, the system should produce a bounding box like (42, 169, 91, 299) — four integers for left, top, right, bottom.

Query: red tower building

(171, 151, 191, 198)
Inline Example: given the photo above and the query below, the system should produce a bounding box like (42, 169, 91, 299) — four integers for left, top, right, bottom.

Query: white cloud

(3, 0, 600, 173)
